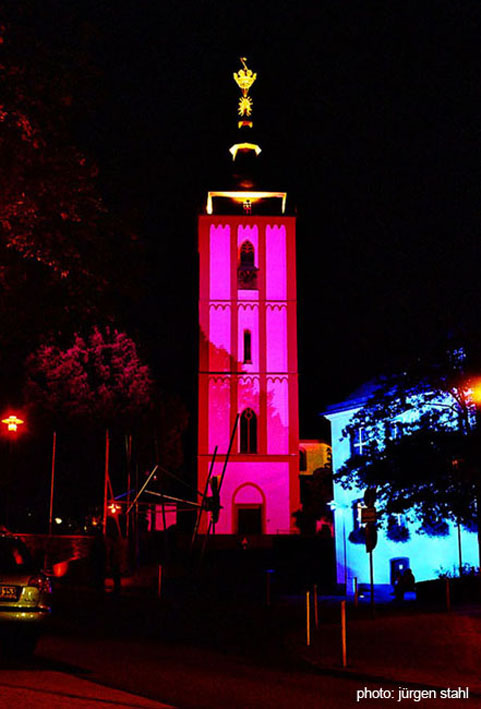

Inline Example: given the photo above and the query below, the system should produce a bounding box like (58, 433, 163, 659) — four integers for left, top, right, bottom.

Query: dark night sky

(32, 1, 481, 437)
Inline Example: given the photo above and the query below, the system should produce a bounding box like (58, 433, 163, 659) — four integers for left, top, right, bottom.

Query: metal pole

(343, 517, 347, 590)
(457, 521, 463, 577)
(126, 464, 159, 515)
(313, 584, 319, 629)
(135, 464, 139, 568)
(125, 434, 132, 540)
(354, 577, 359, 608)
(369, 550, 375, 617)
(341, 600, 347, 667)
(266, 571, 271, 607)
(306, 591, 311, 646)
(48, 431, 56, 536)
(446, 578, 451, 612)
(103, 429, 110, 535)
(191, 446, 217, 545)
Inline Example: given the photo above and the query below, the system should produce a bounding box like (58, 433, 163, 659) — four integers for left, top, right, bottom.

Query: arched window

(238, 241, 258, 289)
(240, 408, 257, 453)
(240, 241, 255, 267)
(299, 448, 307, 471)
(243, 330, 252, 363)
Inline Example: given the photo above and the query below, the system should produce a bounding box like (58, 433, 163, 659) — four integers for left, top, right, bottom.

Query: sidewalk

(0, 670, 174, 708)
(294, 602, 481, 694)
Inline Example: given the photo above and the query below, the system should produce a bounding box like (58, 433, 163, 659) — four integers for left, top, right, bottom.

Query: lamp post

(48, 431, 57, 536)
(1, 414, 25, 528)
(328, 500, 349, 591)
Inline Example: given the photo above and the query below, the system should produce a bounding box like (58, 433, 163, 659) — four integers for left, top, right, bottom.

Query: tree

(24, 326, 153, 426)
(153, 391, 189, 473)
(294, 468, 333, 536)
(0, 13, 144, 399)
(336, 346, 480, 546)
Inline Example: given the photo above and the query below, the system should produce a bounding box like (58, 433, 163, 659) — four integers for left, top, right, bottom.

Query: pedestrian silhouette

(402, 568, 415, 592)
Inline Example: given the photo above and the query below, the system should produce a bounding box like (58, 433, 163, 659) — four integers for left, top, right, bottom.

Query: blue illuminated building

(323, 382, 479, 588)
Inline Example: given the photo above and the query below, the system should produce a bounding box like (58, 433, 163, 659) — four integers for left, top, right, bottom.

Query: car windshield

(0, 539, 33, 572)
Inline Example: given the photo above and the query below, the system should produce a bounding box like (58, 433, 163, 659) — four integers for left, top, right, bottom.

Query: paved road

(32, 633, 400, 709)
(5, 584, 476, 708)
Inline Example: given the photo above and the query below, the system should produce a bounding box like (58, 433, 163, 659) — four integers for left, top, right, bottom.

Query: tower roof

(204, 58, 289, 216)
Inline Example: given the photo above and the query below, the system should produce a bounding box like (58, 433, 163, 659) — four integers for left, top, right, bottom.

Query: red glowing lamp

(1, 414, 24, 432)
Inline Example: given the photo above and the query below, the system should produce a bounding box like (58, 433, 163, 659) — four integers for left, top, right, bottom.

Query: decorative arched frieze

(238, 302, 259, 312)
(266, 375, 289, 384)
(209, 302, 231, 312)
(239, 375, 260, 387)
(266, 302, 287, 312)
(208, 374, 231, 384)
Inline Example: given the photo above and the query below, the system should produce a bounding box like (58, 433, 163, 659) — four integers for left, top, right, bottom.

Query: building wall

(327, 407, 479, 586)
(198, 215, 299, 534)
(299, 440, 332, 476)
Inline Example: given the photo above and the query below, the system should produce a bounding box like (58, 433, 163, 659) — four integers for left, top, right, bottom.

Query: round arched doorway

(232, 483, 266, 535)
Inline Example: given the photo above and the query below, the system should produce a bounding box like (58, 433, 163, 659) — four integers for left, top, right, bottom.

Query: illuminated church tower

(198, 59, 299, 535)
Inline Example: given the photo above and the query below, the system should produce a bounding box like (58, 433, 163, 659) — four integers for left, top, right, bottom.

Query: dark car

(0, 534, 52, 654)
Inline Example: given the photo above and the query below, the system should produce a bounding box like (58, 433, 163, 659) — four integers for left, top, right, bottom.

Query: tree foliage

(294, 467, 333, 536)
(0, 12, 143, 398)
(24, 326, 153, 426)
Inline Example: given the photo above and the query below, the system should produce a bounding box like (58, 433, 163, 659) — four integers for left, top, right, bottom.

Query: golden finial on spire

(234, 57, 257, 119)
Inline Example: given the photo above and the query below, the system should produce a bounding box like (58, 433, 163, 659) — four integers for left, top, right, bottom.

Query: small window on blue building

(352, 499, 364, 531)
(350, 427, 368, 457)
(386, 421, 402, 440)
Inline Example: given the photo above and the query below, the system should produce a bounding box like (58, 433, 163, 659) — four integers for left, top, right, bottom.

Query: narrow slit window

(243, 330, 252, 363)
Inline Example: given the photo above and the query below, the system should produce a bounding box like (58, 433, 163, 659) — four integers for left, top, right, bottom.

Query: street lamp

(1, 415, 24, 433)
(469, 378, 481, 405)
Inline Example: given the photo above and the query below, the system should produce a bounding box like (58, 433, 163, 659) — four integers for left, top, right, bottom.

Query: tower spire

(234, 57, 257, 128)
(230, 57, 262, 164)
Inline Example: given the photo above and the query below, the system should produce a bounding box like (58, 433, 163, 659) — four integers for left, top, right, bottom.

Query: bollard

(313, 584, 319, 629)
(306, 591, 311, 646)
(341, 600, 347, 667)
(157, 564, 162, 598)
(354, 577, 359, 608)
(445, 577, 451, 612)
(265, 570, 271, 607)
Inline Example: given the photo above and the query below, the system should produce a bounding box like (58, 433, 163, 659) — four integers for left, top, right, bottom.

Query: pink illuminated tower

(197, 59, 299, 535)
